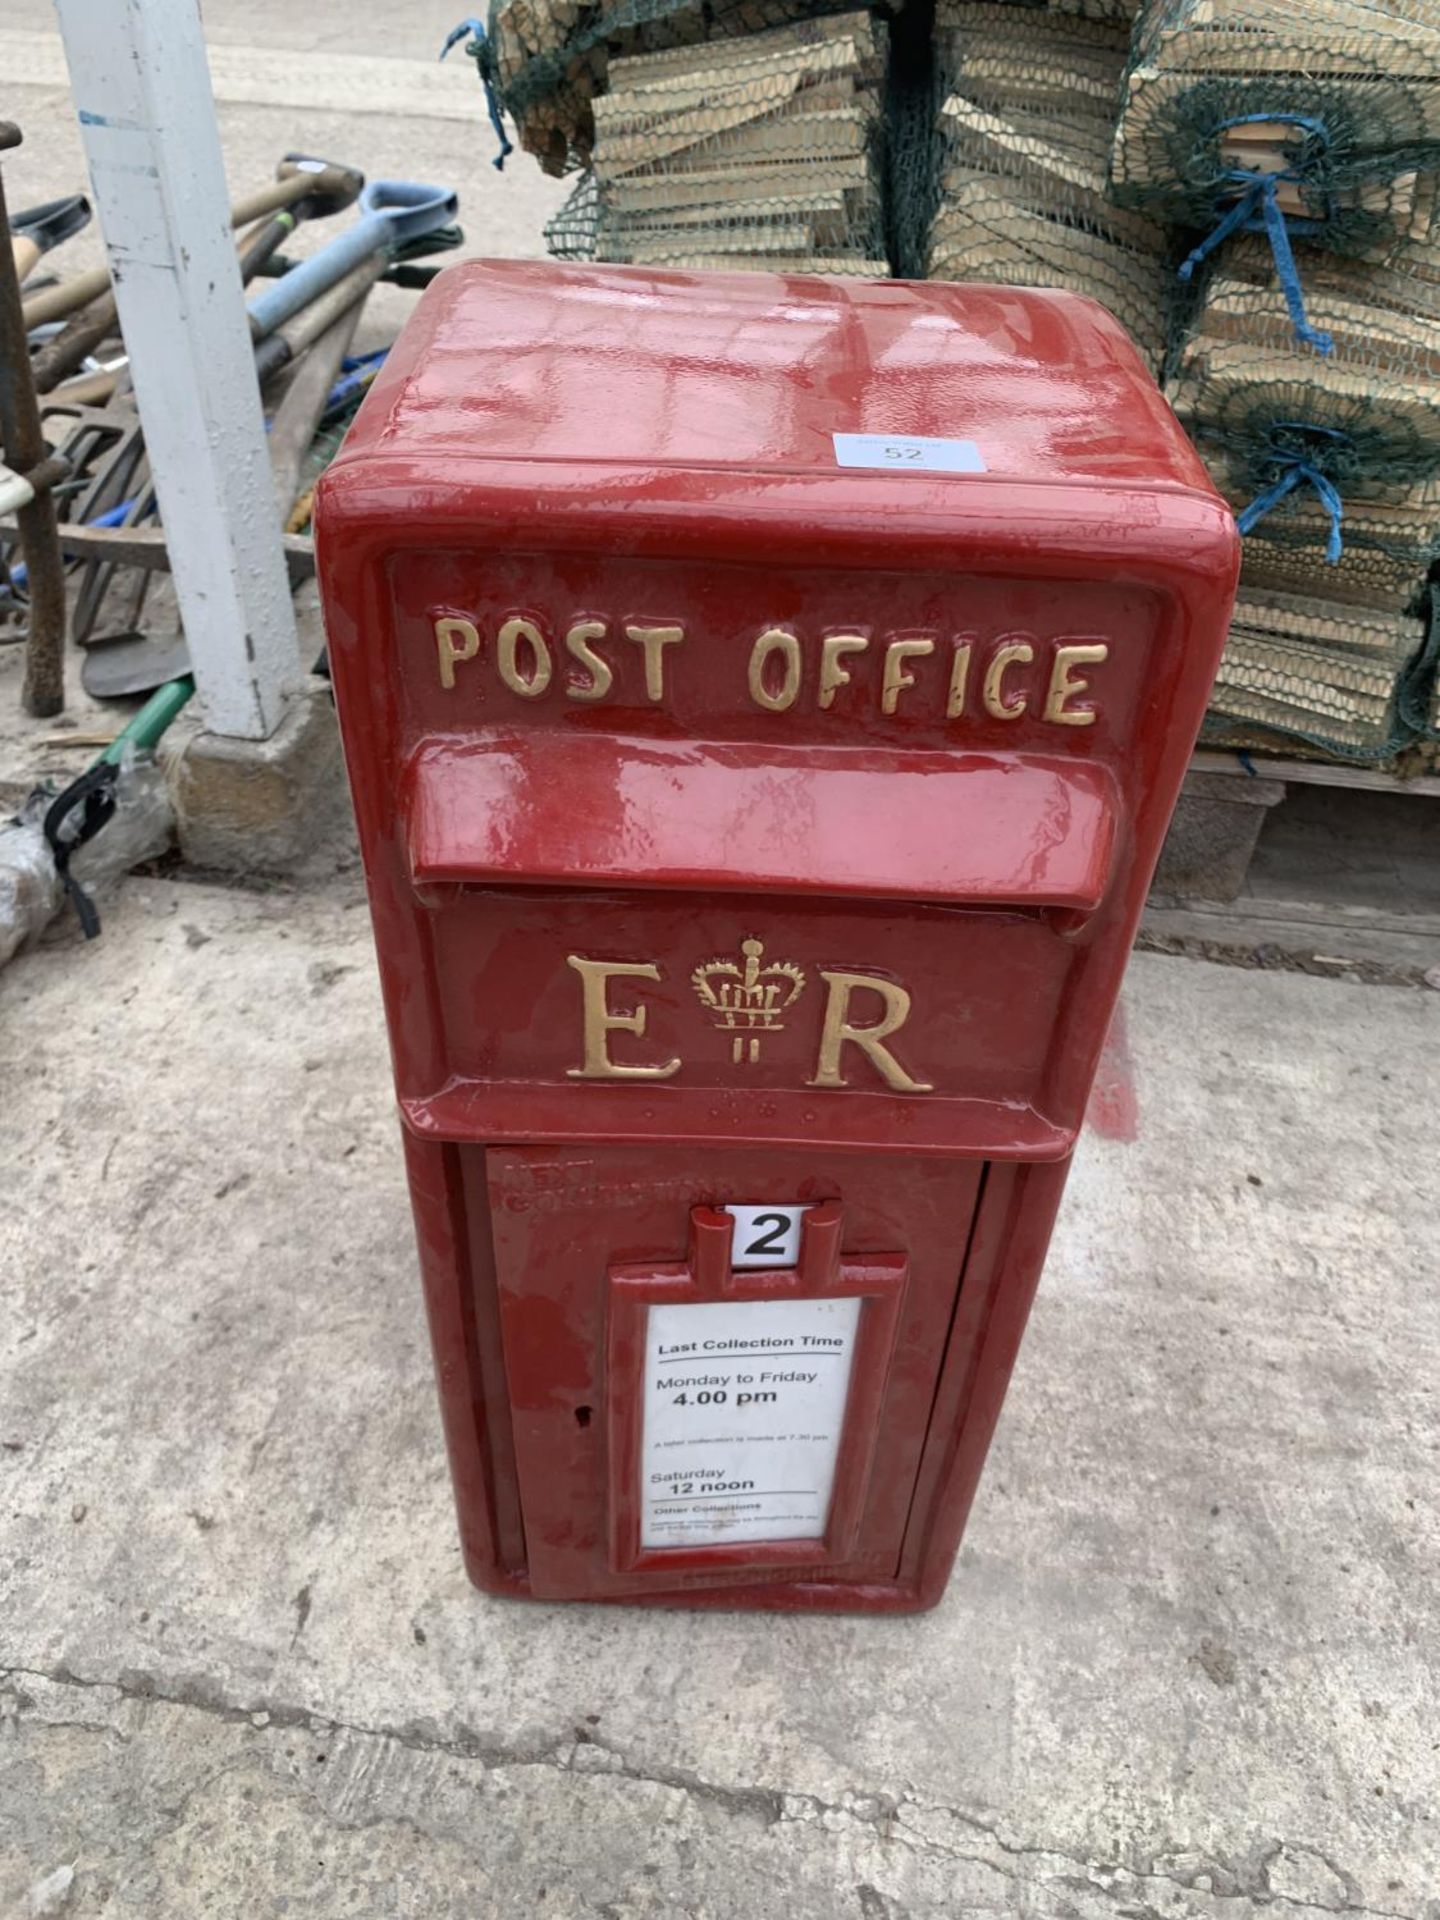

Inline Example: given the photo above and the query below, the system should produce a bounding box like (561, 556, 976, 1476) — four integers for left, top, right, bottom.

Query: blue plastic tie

(441, 17, 514, 170)
(1248, 173, 1334, 357)
(1179, 115, 1334, 355)
(1179, 173, 1333, 355)
(1177, 181, 1260, 280)
(1236, 460, 1345, 564)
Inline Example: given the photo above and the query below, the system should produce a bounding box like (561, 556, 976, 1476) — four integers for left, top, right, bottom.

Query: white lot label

(832, 431, 987, 474)
(641, 1295, 861, 1549)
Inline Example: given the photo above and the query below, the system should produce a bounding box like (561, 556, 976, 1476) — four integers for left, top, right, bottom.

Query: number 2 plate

(723, 1204, 810, 1269)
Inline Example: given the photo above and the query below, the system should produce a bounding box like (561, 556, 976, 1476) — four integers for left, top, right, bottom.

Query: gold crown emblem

(691, 938, 807, 1065)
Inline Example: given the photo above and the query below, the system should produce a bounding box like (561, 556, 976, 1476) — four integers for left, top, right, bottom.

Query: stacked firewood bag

(1169, 234, 1440, 612)
(487, 0, 882, 174)
(1211, 594, 1432, 760)
(924, 5, 1170, 367)
(486, 0, 610, 172)
(1109, 0, 1440, 255)
(545, 13, 888, 274)
(1106, 0, 1440, 760)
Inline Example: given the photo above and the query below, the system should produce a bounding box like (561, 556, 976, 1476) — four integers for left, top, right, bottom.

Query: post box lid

(328, 261, 1218, 502)
(316, 263, 1239, 1164)
(406, 732, 1117, 913)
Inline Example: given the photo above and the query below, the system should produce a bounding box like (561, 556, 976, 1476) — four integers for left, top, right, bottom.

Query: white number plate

(723, 1203, 809, 1270)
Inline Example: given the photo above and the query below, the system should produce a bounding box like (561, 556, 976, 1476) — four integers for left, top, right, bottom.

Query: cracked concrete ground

(2, 866, 1438, 1918)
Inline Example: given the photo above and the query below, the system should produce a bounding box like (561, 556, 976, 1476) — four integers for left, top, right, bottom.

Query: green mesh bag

(487, 0, 891, 173)
(1051, 0, 1139, 17)
(1230, 487, 1439, 613)
(1169, 229, 1440, 614)
(1396, 582, 1440, 737)
(1110, 0, 1440, 359)
(544, 12, 889, 272)
(1200, 587, 1431, 761)
(925, 4, 1173, 366)
(932, 0, 1142, 23)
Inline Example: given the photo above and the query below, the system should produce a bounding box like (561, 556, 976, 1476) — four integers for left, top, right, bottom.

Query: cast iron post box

(315, 262, 1237, 1611)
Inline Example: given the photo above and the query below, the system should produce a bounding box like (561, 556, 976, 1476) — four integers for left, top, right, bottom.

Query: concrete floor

(2, 868, 1438, 1917)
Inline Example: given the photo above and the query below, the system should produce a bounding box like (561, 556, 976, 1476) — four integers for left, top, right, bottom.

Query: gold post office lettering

(567, 940, 933, 1092)
(433, 613, 1108, 726)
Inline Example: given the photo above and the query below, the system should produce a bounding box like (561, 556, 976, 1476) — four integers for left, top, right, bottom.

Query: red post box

(315, 262, 1237, 1611)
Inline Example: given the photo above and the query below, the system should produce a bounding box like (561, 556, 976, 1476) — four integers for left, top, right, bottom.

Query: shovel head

(10, 193, 91, 252)
(81, 631, 193, 700)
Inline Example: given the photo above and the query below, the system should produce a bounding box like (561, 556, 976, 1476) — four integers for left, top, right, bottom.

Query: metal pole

(52, 0, 302, 741)
(0, 124, 68, 719)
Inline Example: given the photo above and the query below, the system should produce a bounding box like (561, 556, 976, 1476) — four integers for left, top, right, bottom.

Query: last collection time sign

(640, 1294, 861, 1549)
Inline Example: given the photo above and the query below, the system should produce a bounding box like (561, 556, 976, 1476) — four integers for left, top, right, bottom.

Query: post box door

(486, 1143, 983, 1601)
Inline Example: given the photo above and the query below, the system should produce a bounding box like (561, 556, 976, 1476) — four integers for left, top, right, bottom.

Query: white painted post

(52, 0, 301, 740)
